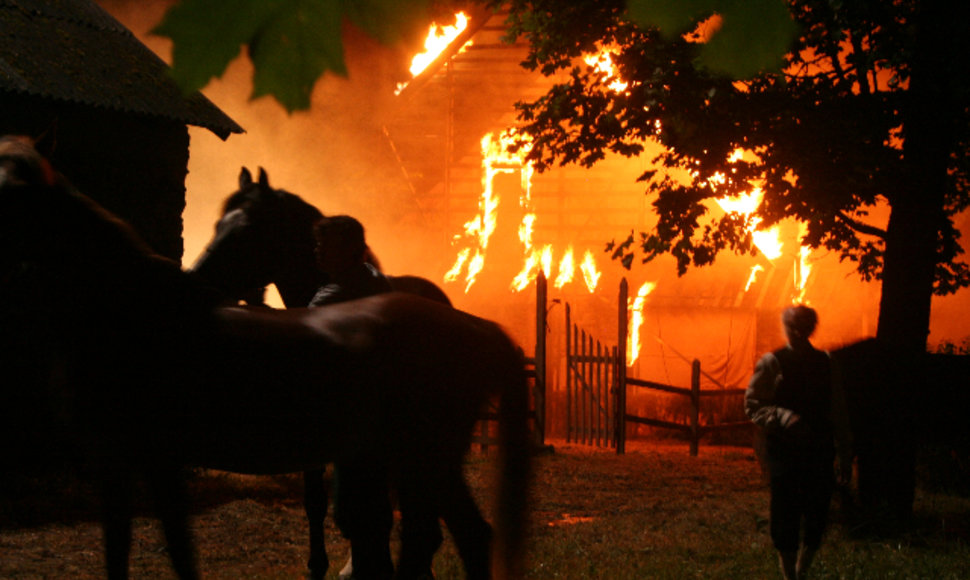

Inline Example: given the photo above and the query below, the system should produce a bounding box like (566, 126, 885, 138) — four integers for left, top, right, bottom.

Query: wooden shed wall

(1, 92, 189, 261)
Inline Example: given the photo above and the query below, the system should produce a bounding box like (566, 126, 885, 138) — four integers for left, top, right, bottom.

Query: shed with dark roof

(0, 0, 243, 260)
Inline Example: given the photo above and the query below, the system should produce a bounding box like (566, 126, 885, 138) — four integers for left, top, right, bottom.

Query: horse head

(191, 167, 325, 307)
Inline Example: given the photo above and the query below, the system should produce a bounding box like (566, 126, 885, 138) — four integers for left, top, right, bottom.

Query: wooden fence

(566, 278, 751, 456)
(565, 303, 620, 448)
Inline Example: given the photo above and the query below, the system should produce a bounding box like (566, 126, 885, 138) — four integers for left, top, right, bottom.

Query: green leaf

(249, 0, 345, 112)
(153, 0, 287, 94)
(625, 0, 719, 37)
(342, 0, 433, 47)
(625, 0, 797, 78)
(697, 0, 797, 78)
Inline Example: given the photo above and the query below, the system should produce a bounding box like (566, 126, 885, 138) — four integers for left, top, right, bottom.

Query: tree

(497, 0, 970, 354)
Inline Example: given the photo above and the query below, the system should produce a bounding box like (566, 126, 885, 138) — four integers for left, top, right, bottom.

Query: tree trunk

(876, 1, 959, 355)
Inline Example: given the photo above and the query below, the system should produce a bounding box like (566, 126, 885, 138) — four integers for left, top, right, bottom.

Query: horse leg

(333, 460, 394, 580)
(394, 472, 443, 580)
(303, 469, 329, 580)
(100, 468, 133, 580)
(437, 463, 492, 580)
(146, 466, 198, 580)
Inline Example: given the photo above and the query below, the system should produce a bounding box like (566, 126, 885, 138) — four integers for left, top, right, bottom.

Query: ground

(2, 439, 969, 579)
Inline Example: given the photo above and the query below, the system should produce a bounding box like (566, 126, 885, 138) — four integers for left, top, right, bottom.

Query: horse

(189, 167, 454, 577)
(190, 166, 451, 309)
(0, 137, 529, 580)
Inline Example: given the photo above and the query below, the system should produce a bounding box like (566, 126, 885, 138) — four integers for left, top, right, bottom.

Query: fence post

(565, 303, 572, 443)
(616, 278, 628, 454)
(534, 270, 547, 447)
(690, 359, 700, 457)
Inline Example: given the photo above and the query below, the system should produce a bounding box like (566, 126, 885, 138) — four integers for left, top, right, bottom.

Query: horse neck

(270, 233, 325, 307)
(267, 194, 326, 308)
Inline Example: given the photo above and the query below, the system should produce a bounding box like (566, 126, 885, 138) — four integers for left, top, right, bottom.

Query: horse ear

(239, 167, 253, 188)
(258, 167, 271, 190)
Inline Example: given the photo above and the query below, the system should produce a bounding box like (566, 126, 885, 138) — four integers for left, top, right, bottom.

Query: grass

(2, 439, 969, 578)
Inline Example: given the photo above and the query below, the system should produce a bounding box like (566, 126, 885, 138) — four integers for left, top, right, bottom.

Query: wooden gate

(565, 303, 620, 448)
(565, 279, 749, 454)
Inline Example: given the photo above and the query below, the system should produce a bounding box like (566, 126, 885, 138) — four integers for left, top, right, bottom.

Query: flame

(395, 12, 472, 94)
(710, 149, 817, 301)
(511, 249, 540, 292)
(714, 186, 784, 260)
(580, 250, 601, 293)
(443, 248, 470, 283)
(444, 132, 510, 291)
(518, 213, 536, 251)
(444, 128, 605, 294)
(584, 47, 628, 93)
(463, 252, 485, 293)
(555, 247, 575, 288)
(627, 282, 657, 365)
(793, 223, 812, 304)
(744, 264, 764, 292)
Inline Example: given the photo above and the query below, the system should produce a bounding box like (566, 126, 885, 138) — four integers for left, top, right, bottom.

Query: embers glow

(395, 12, 472, 95)
(627, 281, 657, 366)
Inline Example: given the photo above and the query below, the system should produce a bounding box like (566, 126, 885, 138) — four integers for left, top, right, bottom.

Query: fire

(793, 223, 813, 303)
(555, 248, 575, 288)
(584, 47, 628, 93)
(710, 149, 815, 302)
(395, 12, 472, 95)
(744, 264, 764, 292)
(627, 281, 657, 365)
(445, 129, 604, 294)
(580, 250, 601, 293)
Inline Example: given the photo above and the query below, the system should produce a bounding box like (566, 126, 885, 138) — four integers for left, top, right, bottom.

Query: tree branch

(836, 211, 886, 238)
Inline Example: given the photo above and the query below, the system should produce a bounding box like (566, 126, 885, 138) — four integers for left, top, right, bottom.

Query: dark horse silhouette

(191, 166, 451, 309)
(190, 167, 454, 577)
(0, 138, 529, 580)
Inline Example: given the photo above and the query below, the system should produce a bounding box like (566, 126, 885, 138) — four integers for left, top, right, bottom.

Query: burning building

(98, 3, 965, 441)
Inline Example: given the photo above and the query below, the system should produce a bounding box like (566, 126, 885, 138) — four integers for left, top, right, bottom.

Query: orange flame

(583, 47, 629, 93)
(744, 264, 764, 292)
(555, 247, 575, 288)
(627, 282, 657, 365)
(395, 12, 472, 95)
(444, 126, 604, 294)
(580, 250, 601, 293)
(793, 223, 813, 304)
(711, 149, 815, 302)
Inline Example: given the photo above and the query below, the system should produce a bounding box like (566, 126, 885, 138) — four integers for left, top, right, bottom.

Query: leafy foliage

(498, 0, 970, 296)
(625, 0, 799, 78)
(153, 0, 436, 111)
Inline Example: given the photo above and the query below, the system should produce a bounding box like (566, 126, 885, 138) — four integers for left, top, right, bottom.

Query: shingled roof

(0, 0, 243, 139)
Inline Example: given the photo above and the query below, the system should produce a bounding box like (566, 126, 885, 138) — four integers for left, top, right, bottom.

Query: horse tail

(493, 346, 531, 580)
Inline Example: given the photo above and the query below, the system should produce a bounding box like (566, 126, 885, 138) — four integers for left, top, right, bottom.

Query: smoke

(97, 0, 445, 291)
(95, 1, 969, 351)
